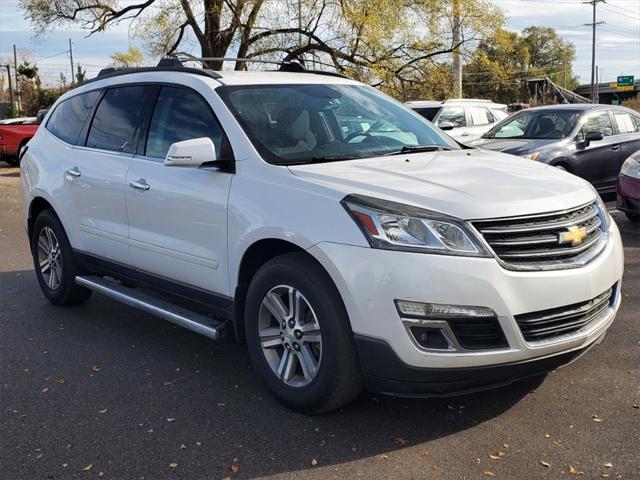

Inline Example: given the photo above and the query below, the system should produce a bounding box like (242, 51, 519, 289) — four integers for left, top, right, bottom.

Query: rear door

(466, 106, 496, 140)
(571, 109, 616, 192)
(71, 85, 152, 263)
(610, 109, 640, 177)
(125, 84, 233, 296)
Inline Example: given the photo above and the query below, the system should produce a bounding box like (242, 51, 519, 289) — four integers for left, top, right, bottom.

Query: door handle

(65, 167, 81, 178)
(610, 145, 621, 151)
(129, 179, 150, 191)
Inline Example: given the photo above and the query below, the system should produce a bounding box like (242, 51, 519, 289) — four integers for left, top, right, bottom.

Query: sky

(0, 0, 638, 87)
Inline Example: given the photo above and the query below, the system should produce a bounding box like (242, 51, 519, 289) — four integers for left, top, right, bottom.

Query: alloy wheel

(37, 226, 62, 290)
(258, 285, 322, 387)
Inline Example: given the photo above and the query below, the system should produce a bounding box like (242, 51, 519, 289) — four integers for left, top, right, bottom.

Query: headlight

(341, 195, 490, 256)
(522, 152, 539, 161)
(594, 192, 611, 230)
(620, 156, 640, 178)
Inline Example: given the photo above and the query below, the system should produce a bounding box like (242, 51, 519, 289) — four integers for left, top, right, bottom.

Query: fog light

(395, 300, 495, 319)
(409, 327, 451, 350)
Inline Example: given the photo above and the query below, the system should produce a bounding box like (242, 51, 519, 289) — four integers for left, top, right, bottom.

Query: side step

(76, 275, 227, 340)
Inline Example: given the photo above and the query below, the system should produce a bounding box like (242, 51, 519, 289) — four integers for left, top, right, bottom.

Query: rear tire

(31, 209, 92, 306)
(245, 252, 363, 414)
(4, 155, 19, 166)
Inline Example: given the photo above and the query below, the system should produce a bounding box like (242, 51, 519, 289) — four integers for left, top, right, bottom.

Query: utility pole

(452, 0, 462, 98)
(13, 44, 21, 116)
(5, 65, 14, 114)
(584, 0, 604, 103)
(595, 65, 599, 103)
(69, 38, 75, 85)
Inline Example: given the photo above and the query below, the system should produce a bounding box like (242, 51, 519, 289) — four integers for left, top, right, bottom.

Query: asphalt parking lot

(0, 162, 638, 480)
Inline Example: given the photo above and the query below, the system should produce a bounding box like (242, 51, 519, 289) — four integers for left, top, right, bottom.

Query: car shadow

(0, 161, 20, 176)
(1, 267, 545, 479)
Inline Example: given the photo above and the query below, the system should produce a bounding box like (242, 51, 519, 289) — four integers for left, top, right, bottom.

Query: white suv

(406, 99, 508, 141)
(21, 60, 623, 413)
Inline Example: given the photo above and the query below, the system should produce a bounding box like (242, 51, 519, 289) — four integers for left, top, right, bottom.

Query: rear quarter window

(46, 90, 101, 145)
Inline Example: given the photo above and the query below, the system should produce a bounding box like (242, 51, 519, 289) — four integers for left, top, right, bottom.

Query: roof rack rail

(81, 64, 222, 86)
(168, 52, 349, 79)
(444, 98, 492, 103)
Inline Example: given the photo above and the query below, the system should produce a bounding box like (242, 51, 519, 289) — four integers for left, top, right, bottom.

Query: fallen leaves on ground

(163, 380, 175, 386)
(168, 463, 177, 469)
(603, 462, 613, 468)
(180, 444, 187, 450)
(483, 471, 496, 478)
(81, 464, 92, 471)
(166, 418, 176, 422)
(569, 465, 584, 475)
(230, 462, 240, 473)
(98, 409, 108, 414)
(57, 379, 65, 384)
(379, 454, 389, 460)
(540, 460, 551, 468)
(310, 458, 318, 466)
(40, 388, 48, 393)
(91, 366, 101, 372)
(591, 415, 605, 423)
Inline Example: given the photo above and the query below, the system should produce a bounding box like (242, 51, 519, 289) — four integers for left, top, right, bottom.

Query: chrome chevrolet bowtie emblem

(558, 226, 587, 246)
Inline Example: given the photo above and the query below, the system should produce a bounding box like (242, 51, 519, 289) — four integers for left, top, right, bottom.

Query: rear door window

(145, 86, 226, 159)
(437, 107, 466, 127)
(46, 90, 101, 145)
(468, 107, 492, 126)
(612, 111, 637, 134)
(86, 86, 149, 153)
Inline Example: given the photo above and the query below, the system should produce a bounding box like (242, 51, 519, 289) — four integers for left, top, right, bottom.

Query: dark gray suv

(471, 104, 640, 194)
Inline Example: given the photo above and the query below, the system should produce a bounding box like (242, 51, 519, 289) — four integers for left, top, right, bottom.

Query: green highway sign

(617, 75, 634, 87)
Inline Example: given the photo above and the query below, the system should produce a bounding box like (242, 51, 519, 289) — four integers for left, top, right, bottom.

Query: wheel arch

(550, 158, 573, 172)
(233, 238, 339, 343)
(28, 196, 56, 241)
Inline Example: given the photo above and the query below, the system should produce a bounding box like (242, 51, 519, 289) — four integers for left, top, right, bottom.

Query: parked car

(470, 104, 640, 194)
(0, 116, 40, 166)
(21, 61, 623, 413)
(617, 150, 640, 222)
(405, 99, 508, 141)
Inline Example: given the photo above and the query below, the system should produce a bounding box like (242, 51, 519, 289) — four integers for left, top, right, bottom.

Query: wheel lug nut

(293, 343, 300, 351)
(281, 321, 286, 329)
(294, 330, 302, 339)
(280, 332, 285, 339)
(285, 343, 291, 350)
(288, 320, 295, 328)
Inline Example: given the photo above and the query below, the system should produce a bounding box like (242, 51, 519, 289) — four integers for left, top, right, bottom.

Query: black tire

(4, 155, 19, 166)
(245, 252, 363, 414)
(31, 209, 92, 306)
(625, 211, 639, 223)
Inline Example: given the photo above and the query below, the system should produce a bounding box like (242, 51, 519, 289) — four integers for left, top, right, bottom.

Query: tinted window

(86, 86, 148, 153)
(47, 91, 101, 144)
(437, 107, 466, 127)
(413, 107, 441, 121)
(146, 86, 225, 158)
(577, 111, 613, 141)
(485, 110, 581, 139)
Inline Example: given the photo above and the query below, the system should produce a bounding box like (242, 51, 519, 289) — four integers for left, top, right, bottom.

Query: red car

(617, 149, 640, 222)
(0, 112, 46, 166)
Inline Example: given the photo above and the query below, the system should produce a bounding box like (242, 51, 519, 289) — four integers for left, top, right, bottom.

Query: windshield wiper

(310, 154, 363, 163)
(384, 144, 454, 156)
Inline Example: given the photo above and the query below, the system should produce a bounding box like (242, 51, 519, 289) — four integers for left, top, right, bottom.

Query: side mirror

(438, 121, 455, 131)
(164, 137, 218, 167)
(578, 130, 603, 149)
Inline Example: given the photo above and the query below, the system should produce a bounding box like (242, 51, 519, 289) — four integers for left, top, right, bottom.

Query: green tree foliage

(110, 46, 145, 68)
(464, 27, 577, 103)
(75, 64, 87, 83)
(20, 0, 504, 95)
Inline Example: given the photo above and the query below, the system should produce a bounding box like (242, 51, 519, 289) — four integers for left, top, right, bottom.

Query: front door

(572, 109, 617, 193)
(125, 85, 233, 296)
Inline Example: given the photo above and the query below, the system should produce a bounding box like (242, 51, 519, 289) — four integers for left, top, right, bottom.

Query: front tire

(245, 252, 363, 413)
(31, 210, 92, 306)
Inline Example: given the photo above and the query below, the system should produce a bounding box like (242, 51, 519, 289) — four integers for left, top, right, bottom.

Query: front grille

(472, 201, 606, 271)
(448, 318, 508, 350)
(515, 287, 614, 342)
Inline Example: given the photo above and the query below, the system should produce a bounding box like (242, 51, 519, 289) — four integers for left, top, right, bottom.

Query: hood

(469, 138, 560, 156)
(289, 149, 594, 220)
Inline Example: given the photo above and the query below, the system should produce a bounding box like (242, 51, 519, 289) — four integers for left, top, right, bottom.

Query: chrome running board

(75, 275, 227, 340)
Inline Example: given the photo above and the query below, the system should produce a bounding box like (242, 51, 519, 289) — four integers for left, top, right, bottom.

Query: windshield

(217, 84, 459, 165)
(483, 110, 581, 140)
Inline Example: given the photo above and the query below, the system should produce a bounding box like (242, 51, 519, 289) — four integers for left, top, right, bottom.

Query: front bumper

(309, 220, 623, 392)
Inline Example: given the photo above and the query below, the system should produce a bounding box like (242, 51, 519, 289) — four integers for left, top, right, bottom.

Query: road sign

(617, 75, 634, 87)
(616, 85, 635, 92)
